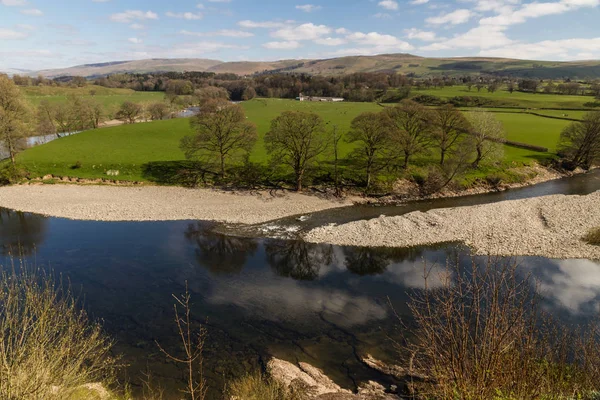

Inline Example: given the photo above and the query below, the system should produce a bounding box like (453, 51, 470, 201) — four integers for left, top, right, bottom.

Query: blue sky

(0, 0, 599, 71)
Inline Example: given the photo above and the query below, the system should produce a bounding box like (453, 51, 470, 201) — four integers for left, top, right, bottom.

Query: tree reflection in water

(264, 240, 334, 281)
(0, 208, 47, 256)
(343, 245, 428, 276)
(184, 223, 258, 275)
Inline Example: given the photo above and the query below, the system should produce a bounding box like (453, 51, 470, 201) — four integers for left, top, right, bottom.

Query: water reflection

(265, 240, 334, 280)
(533, 258, 600, 315)
(185, 222, 258, 275)
(0, 208, 47, 255)
(0, 206, 599, 399)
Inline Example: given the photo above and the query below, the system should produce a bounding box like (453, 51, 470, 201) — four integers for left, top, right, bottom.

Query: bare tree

(466, 111, 505, 168)
(384, 99, 434, 169)
(265, 111, 328, 191)
(0, 75, 30, 165)
(558, 111, 600, 169)
(181, 100, 257, 179)
(431, 104, 471, 166)
(116, 101, 142, 124)
(346, 111, 391, 189)
(36, 100, 56, 137)
(193, 86, 229, 105)
(147, 102, 171, 121)
(156, 282, 207, 400)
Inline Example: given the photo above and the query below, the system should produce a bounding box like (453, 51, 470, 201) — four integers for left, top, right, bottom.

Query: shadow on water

(0, 171, 598, 398)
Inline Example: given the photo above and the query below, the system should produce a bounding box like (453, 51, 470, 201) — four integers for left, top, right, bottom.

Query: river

(0, 171, 599, 399)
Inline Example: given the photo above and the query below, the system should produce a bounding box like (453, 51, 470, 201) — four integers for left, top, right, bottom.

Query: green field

(17, 98, 573, 182)
(412, 85, 596, 109)
(21, 85, 165, 110)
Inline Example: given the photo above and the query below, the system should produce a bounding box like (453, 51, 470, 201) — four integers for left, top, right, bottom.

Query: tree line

(12, 71, 600, 104)
(179, 99, 508, 193)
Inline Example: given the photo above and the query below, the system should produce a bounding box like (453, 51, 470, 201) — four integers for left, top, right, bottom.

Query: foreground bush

(226, 371, 305, 400)
(0, 262, 116, 399)
(584, 227, 600, 245)
(400, 258, 600, 400)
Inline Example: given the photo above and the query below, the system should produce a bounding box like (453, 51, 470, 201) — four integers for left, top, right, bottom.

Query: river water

(0, 171, 599, 398)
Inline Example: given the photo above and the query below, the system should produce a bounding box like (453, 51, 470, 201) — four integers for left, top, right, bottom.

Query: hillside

(23, 54, 600, 79)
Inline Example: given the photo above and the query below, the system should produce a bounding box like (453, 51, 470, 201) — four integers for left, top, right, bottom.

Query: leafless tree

(265, 111, 328, 191)
(116, 101, 142, 124)
(431, 104, 471, 166)
(466, 111, 505, 168)
(181, 100, 257, 179)
(156, 282, 207, 400)
(147, 102, 171, 121)
(346, 111, 392, 189)
(384, 100, 434, 169)
(0, 75, 30, 165)
(558, 111, 600, 169)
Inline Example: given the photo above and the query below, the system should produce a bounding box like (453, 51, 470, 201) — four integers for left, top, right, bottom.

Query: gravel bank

(305, 191, 600, 260)
(0, 185, 351, 224)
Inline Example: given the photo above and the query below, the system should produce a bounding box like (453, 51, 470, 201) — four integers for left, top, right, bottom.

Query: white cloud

(373, 12, 392, 18)
(166, 11, 203, 20)
(130, 23, 144, 30)
(296, 4, 322, 12)
(128, 37, 143, 44)
(238, 20, 292, 28)
(314, 37, 347, 46)
(0, 0, 28, 5)
(411, 0, 429, 4)
(263, 40, 301, 49)
(0, 28, 28, 39)
(347, 31, 413, 49)
(378, 0, 398, 10)
(426, 9, 473, 24)
(479, 37, 600, 59)
(479, 0, 599, 27)
(180, 29, 254, 37)
(271, 22, 331, 41)
(404, 28, 437, 41)
(324, 31, 414, 56)
(207, 0, 231, 2)
(20, 8, 42, 15)
(421, 25, 512, 50)
(110, 10, 158, 23)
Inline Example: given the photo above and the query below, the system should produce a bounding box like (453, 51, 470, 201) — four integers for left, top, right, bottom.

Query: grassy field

(17, 98, 572, 182)
(21, 85, 165, 109)
(412, 85, 596, 109)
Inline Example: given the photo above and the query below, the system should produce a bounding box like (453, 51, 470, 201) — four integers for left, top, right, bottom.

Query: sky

(0, 0, 599, 71)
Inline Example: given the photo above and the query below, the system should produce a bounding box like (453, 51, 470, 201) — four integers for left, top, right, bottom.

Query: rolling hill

(20, 54, 600, 79)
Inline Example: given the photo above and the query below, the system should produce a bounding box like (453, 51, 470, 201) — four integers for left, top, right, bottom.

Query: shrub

(0, 163, 29, 185)
(411, 94, 445, 106)
(398, 257, 600, 400)
(583, 227, 600, 245)
(226, 371, 306, 400)
(0, 262, 116, 399)
(71, 160, 83, 170)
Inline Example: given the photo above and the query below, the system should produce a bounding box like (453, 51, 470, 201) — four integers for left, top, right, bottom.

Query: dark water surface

(0, 171, 599, 398)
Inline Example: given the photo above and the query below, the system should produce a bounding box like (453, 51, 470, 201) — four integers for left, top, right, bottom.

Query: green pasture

(412, 85, 594, 109)
(21, 85, 165, 110)
(17, 98, 572, 182)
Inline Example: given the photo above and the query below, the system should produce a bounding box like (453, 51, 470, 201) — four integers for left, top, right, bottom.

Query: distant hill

(27, 54, 600, 79)
(1, 68, 33, 77)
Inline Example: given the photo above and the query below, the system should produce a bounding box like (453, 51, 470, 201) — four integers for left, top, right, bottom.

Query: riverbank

(0, 185, 352, 224)
(305, 190, 600, 260)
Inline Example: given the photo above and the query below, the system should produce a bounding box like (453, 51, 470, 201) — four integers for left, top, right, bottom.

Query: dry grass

(226, 371, 306, 400)
(583, 227, 600, 245)
(0, 260, 116, 400)
(397, 257, 600, 400)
